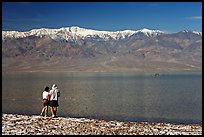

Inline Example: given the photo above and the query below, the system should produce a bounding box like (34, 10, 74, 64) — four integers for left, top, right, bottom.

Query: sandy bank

(2, 113, 202, 135)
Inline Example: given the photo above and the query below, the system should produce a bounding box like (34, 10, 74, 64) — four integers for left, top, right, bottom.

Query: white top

(2, 26, 167, 41)
(49, 88, 60, 101)
(42, 91, 49, 100)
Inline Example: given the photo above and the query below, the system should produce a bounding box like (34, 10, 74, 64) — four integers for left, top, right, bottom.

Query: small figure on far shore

(40, 86, 50, 117)
(49, 84, 60, 118)
(154, 73, 160, 77)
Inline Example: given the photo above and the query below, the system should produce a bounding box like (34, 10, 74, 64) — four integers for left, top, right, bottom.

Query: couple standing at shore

(40, 84, 60, 117)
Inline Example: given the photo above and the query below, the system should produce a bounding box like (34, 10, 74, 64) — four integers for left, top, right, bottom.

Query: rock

(2, 113, 202, 135)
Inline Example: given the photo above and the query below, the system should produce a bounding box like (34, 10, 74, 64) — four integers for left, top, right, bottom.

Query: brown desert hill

(2, 29, 202, 72)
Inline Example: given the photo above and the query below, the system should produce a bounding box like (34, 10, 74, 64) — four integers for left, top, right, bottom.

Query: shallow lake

(2, 71, 202, 124)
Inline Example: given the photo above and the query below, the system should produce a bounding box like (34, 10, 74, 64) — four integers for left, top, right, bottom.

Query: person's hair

(44, 86, 49, 92)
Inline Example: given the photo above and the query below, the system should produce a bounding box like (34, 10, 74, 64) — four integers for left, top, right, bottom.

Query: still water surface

(2, 72, 202, 124)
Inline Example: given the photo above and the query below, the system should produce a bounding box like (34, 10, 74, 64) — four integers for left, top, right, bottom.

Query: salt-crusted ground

(2, 113, 202, 135)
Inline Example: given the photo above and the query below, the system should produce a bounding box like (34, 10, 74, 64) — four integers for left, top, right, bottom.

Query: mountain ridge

(2, 26, 202, 72)
(2, 26, 167, 41)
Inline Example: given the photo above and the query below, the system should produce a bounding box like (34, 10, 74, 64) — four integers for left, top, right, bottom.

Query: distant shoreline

(2, 69, 202, 74)
(2, 113, 202, 135)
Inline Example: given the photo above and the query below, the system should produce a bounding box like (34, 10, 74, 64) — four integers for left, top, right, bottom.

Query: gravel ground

(2, 113, 202, 135)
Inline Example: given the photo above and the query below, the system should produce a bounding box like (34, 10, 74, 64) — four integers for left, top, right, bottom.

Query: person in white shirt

(40, 86, 50, 117)
(49, 84, 60, 117)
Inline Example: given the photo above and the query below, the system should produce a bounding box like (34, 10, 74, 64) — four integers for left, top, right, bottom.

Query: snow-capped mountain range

(2, 26, 166, 41)
(182, 30, 202, 35)
(2, 26, 202, 72)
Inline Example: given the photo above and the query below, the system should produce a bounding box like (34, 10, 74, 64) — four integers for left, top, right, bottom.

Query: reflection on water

(2, 72, 202, 124)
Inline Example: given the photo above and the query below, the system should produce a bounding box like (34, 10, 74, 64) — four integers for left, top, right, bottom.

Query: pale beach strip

(2, 113, 202, 135)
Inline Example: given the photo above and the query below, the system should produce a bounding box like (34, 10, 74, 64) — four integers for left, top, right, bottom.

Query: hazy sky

(2, 2, 202, 32)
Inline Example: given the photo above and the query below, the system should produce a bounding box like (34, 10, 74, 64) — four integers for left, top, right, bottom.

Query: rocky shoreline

(2, 113, 202, 135)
